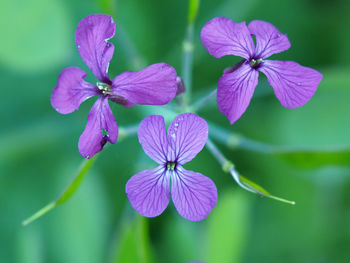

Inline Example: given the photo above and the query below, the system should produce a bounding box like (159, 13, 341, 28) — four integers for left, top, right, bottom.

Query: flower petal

(75, 14, 115, 84)
(167, 113, 208, 165)
(259, 60, 323, 108)
(200, 17, 255, 60)
(138, 115, 168, 164)
(217, 62, 259, 124)
(126, 166, 170, 218)
(171, 167, 217, 221)
(78, 97, 118, 158)
(248, 20, 291, 59)
(51, 67, 99, 114)
(112, 63, 177, 105)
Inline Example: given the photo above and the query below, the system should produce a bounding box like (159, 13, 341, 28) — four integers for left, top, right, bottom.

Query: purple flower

(201, 17, 323, 124)
(126, 113, 218, 221)
(51, 14, 177, 158)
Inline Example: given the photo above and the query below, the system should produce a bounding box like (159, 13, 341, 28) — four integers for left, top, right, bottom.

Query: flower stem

(22, 202, 55, 226)
(205, 138, 255, 193)
(205, 138, 295, 205)
(209, 122, 347, 156)
(208, 122, 274, 153)
(182, 24, 194, 107)
(182, 0, 200, 108)
(118, 124, 139, 141)
(191, 89, 217, 112)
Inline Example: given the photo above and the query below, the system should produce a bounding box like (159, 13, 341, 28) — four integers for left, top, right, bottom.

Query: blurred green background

(1, 0, 350, 262)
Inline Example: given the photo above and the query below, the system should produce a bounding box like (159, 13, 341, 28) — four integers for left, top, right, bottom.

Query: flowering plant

(25, 10, 322, 224)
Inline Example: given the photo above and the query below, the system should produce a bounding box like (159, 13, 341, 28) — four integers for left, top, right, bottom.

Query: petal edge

(167, 113, 208, 165)
(217, 63, 259, 124)
(248, 20, 291, 59)
(126, 166, 170, 218)
(51, 67, 99, 114)
(75, 14, 116, 83)
(259, 60, 323, 108)
(112, 63, 177, 105)
(171, 167, 217, 221)
(138, 115, 168, 164)
(78, 97, 118, 158)
(201, 17, 255, 59)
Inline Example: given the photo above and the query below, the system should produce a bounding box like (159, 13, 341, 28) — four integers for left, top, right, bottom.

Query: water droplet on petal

(77, 45, 80, 49)
(277, 34, 281, 38)
(297, 82, 301, 86)
(174, 123, 179, 127)
(171, 133, 176, 139)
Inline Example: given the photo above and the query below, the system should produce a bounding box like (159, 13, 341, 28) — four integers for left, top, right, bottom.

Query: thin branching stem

(205, 138, 255, 193)
(206, 138, 295, 205)
(191, 89, 217, 112)
(181, 19, 195, 107)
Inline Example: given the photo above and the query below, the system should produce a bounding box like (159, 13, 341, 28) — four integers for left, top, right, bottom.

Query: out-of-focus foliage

(1, 0, 350, 262)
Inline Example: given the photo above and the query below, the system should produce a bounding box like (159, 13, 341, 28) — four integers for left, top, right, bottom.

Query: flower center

(97, 82, 113, 96)
(166, 161, 177, 171)
(249, 58, 264, 69)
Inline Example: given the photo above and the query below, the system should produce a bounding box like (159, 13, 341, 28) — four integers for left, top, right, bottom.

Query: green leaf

(110, 215, 154, 263)
(188, 0, 200, 24)
(56, 156, 97, 205)
(22, 156, 97, 226)
(111, 221, 139, 263)
(239, 175, 270, 195)
(136, 217, 153, 263)
(275, 147, 350, 169)
(239, 175, 295, 205)
(206, 191, 250, 263)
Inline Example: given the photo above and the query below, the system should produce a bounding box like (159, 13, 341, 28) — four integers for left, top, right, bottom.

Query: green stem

(208, 122, 273, 153)
(191, 89, 217, 112)
(118, 124, 140, 141)
(22, 124, 139, 226)
(209, 122, 349, 155)
(182, 23, 194, 107)
(205, 138, 295, 205)
(22, 202, 55, 226)
(118, 27, 147, 70)
(182, 0, 200, 108)
(205, 139, 255, 193)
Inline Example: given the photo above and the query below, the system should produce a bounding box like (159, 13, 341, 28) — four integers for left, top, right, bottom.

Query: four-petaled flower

(51, 14, 177, 158)
(201, 17, 323, 124)
(126, 113, 218, 221)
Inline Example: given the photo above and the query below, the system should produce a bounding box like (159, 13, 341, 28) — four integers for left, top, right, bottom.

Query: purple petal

(217, 62, 259, 124)
(75, 14, 115, 84)
(126, 166, 170, 218)
(248, 20, 291, 59)
(78, 97, 118, 158)
(51, 67, 99, 114)
(171, 167, 217, 221)
(167, 113, 208, 165)
(200, 17, 255, 60)
(138, 115, 168, 164)
(112, 63, 177, 105)
(259, 60, 323, 108)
